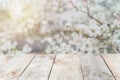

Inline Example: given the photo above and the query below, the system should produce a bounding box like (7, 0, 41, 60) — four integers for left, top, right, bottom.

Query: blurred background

(0, 0, 120, 54)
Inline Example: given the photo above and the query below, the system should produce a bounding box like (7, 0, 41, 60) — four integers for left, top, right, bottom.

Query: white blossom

(22, 44, 32, 53)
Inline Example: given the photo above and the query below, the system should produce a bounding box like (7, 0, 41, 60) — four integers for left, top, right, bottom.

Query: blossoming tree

(0, 0, 120, 54)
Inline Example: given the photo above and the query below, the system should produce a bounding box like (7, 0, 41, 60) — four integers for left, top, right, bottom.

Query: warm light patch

(9, 2, 23, 18)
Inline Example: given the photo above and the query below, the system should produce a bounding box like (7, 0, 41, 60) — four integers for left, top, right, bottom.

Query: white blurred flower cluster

(0, 0, 44, 54)
(0, 37, 32, 54)
(42, 0, 120, 54)
(0, 0, 120, 54)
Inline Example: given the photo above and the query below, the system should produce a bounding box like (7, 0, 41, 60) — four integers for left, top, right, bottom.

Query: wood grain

(102, 54, 120, 80)
(0, 55, 14, 68)
(49, 54, 83, 80)
(0, 54, 117, 80)
(79, 54, 115, 80)
(0, 54, 35, 80)
(18, 54, 56, 80)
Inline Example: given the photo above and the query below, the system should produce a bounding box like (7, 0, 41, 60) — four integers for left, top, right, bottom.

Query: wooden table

(0, 54, 119, 80)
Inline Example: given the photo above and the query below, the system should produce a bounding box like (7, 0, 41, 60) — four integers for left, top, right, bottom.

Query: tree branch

(70, 0, 103, 25)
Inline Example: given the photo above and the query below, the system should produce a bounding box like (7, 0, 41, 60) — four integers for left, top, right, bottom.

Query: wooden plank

(79, 54, 115, 80)
(102, 54, 120, 80)
(0, 55, 14, 68)
(18, 54, 56, 80)
(0, 54, 35, 80)
(49, 54, 83, 80)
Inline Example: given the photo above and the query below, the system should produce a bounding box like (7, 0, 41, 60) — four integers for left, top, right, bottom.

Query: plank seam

(81, 64, 85, 80)
(101, 55, 116, 80)
(48, 54, 57, 80)
(17, 54, 36, 80)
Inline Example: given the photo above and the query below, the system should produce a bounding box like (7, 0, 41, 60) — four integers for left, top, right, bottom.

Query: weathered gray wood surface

(0, 54, 119, 80)
(49, 54, 83, 80)
(79, 54, 115, 80)
(102, 54, 120, 80)
(0, 54, 35, 80)
(0, 55, 14, 69)
(18, 54, 56, 80)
